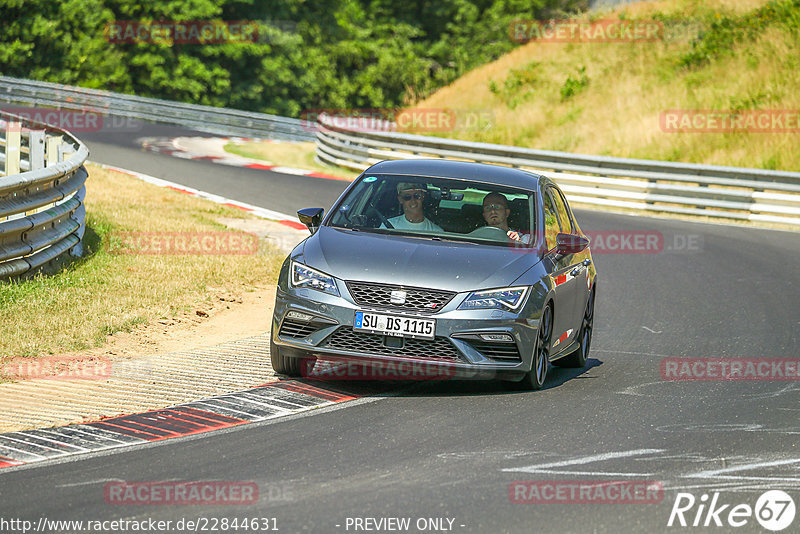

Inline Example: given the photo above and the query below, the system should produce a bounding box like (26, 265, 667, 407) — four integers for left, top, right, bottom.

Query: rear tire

(554, 285, 594, 368)
(270, 338, 303, 377)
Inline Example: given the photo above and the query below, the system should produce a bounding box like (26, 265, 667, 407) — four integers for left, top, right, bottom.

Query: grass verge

(224, 140, 359, 180)
(0, 164, 284, 361)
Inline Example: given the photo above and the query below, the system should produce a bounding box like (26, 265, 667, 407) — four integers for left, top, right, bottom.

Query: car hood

(300, 227, 539, 292)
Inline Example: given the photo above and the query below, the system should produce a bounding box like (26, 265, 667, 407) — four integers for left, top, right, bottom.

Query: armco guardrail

(0, 76, 315, 142)
(315, 114, 800, 226)
(0, 112, 88, 279)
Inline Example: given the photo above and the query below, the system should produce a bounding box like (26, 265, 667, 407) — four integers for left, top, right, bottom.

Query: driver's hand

(507, 230, 521, 241)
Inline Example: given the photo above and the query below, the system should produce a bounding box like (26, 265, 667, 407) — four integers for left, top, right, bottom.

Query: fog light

(479, 333, 514, 343)
(287, 311, 314, 322)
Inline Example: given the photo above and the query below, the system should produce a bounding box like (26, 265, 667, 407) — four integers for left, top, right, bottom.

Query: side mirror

(555, 232, 589, 255)
(298, 207, 324, 234)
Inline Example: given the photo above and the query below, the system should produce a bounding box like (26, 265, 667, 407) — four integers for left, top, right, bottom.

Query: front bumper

(272, 280, 542, 380)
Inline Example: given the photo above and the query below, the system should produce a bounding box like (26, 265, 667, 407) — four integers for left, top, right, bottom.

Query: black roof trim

(364, 159, 544, 190)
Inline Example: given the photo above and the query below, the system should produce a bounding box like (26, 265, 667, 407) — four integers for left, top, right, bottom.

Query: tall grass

(412, 0, 800, 170)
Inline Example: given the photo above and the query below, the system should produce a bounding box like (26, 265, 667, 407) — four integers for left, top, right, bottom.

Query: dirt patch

(49, 284, 276, 364)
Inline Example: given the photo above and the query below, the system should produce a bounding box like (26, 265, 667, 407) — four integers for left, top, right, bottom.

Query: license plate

(353, 311, 435, 340)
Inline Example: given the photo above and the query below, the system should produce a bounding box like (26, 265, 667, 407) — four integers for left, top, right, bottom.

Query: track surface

(1, 123, 799, 533)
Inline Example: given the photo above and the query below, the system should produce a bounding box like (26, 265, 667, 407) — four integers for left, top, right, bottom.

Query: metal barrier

(0, 112, 88, 279)
(315, 114, 800, 226)
(0, 76, 315, 142)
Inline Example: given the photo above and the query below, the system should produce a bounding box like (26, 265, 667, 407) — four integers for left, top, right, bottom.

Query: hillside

(411, 0, 800, 171)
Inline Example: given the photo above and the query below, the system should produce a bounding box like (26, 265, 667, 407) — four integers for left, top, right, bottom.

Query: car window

(550, 187, 574, 234)
(327, 174, 537, 248)
(543, 189, 560, 250)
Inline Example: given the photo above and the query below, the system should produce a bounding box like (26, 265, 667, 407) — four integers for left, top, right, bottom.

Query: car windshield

(327, 174, 536, 247)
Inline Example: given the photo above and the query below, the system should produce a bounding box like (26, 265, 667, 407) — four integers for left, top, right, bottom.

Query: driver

(482, 192, 530, 243)
(383, 182, 443, 231)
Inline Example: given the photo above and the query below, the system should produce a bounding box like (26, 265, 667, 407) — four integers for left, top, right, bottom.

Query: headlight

(458, 286, 528, 311)
(291, 261, 339, 296)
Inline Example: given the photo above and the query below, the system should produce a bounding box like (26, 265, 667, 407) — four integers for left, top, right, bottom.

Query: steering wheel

(467, 226, 510, 241)
(367, 206, 394, 229)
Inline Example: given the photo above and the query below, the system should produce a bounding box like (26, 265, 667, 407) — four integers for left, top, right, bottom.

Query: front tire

(270, 338, 303, 377)
(512, 304, 552, 390)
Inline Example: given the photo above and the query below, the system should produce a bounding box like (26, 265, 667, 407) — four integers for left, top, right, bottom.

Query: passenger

(383, 182, 443, 231)
(482, 192, 531, 243)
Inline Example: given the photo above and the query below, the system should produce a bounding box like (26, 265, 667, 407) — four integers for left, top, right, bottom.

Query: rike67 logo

(668, 490, 796, 531)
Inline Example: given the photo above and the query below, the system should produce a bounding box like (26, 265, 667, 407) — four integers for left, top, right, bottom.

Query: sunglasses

(401, 192, 424, 201)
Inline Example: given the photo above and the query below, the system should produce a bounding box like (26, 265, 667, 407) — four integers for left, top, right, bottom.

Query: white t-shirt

(383, 215, 443, 232)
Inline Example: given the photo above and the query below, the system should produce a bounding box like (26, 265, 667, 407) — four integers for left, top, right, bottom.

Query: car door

(551, 187, 592, 325)
(544, 187, 584, 356)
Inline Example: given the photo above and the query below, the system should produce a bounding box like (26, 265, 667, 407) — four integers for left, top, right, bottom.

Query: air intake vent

(320, 327, 462, 361)
(279, 319, 322, 339)
(461, 339, 521, 362)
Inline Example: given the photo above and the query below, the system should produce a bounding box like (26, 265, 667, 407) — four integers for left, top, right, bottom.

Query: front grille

(320, 327, 462, 361)
(279, 319, 322, 339)
(464, 340, 522, 362)
(346, 282, 455, 314)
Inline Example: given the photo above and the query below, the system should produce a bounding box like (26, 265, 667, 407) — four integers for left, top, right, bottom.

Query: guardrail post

(4, 121, 20, 175)
(46, 134, 60, 165)
(28, 130, 45, 170)
(58, 141, 74, 162)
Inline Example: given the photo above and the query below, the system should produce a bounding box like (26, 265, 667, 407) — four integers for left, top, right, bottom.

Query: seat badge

(390, 290, 407, 305)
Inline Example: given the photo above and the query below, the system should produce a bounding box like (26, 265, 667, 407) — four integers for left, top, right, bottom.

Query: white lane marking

(16, 432, 90, 452)
(271, 166, 311, 175)
(592, 349, 675, 357)
(238, 392, 307, 410)
(69, 426, 142, 445)
(666, 481, 798, 492)
(655, 423, 800, 435)
(518, 469, 658, 477)
(641, 326, 662, 334)
(56, 478, 124, 488)
(743, 383, 800, 399)
(0, 435, 71, 454)
(685, 458, 800, 479)
(0, 443, 48, 460)
(501, 448, 664, 473)
(215, 394, 296, 414)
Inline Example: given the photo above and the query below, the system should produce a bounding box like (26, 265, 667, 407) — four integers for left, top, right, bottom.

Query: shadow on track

(275, 357, 603, 399)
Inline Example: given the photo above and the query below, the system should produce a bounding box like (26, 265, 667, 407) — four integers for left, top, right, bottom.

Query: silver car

(271, 159, 597, 389)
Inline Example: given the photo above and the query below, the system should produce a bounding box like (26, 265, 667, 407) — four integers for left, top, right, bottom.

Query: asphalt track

(1, 122, 799, 533)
